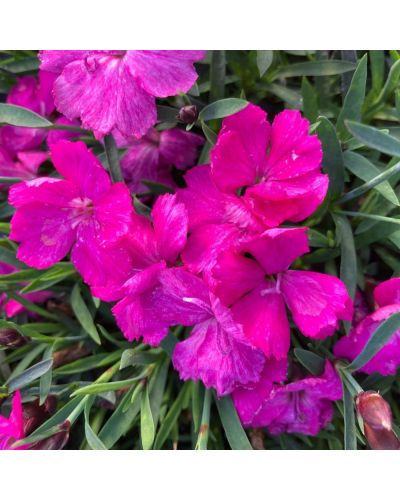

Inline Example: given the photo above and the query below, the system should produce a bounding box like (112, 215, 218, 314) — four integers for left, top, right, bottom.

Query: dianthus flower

(157, 268, 265, 396)
(39, 51, 206, 139)
(233, 361, 342, 435)
(0, 391, 26, 449)
(8, 140, 132, 280)
(119, 127, 204, 193)
(179, 103, 328, 272)
(334, 277, 400, 375)
(209, 227, 352, 358)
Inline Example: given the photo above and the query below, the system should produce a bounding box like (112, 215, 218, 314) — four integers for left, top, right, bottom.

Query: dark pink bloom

(233, 361, 342, 435)
(178, 165, 264, 273)
(0, 262, 52, 317)
(159, 268, 265, 396)
(210, 103, 328, 227)
(0, 71, 56, 155)
(0, 146, 48, 182)
(334, 278, 400, 375)
(9, 141, 132, 278)
(209, 228, 352, 358)
(0, 391, 26, 449)
(111, 194, 188, 339)
(119, 127, 204, 193)
(39, 51, 206, 139)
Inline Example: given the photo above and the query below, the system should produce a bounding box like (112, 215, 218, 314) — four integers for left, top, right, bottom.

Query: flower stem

(104, 134, 124, 183)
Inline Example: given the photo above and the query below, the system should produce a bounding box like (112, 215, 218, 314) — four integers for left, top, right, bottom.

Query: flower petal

(281, 270, 353, 339)
(374, 278, 400, 307)
(127, 51, 206, 97)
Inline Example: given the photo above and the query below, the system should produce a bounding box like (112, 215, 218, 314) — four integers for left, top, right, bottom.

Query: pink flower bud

(0, 327, 28, 348)
(178, 105, 198, 124)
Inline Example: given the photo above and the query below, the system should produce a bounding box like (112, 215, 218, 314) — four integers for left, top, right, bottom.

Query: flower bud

(356, 391, 392, 431)
(31, 421, 70, 450)
(0, 327, 28, 348)
(356, 391, 400, 450)
(178, 105, 198, 124)
(52, 344, 91, 368)
(22, 396, 57, 435)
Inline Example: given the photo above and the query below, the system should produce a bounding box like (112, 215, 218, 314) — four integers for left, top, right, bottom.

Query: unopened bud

(0, 327, 28, 348)
(356, 391, 400, 450)
(178, 105, 198, 124)
(356, 391, 392, 431)
(52, 344, 91, 368)
(22, 396, 57, 435)
(31, 421, 70, 450)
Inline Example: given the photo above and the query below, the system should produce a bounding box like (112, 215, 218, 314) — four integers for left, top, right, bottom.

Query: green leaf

(195, 389, 212, 450)
(54, 351, 122, 376)
(140, 382, 155, 450)
(0, 103, 52, 128)
(199, 98, 248, 121)
(209, 50, 226, 102)
(104, 134, 123, 183)
(333, 214, 357, 301)
(29, 396, 85, 437)
(120, 349, 160, 370)
(201, 121, 217, 145)
(347, 311, 400, 372)
(336, 54, 367, 139)
(39, 344, 54, 405)
(342, 382, 357, 450)
(374, 59, 400, 107)
(84, 396, 107, 450)
(7, 358, 53, 391)
(71, 373, 147, 396)
(256, 50, 273, 77)
(156, 105, 179, 122)
(262, 83, 302, 108)
(70, 284, 101, 345)
(215, 395, 252, 450)
(346, 121, 400, 157)
(370, 51, 385, 93)
(153, 382, 191, 449)
(301, 77, 318, 123)
(293, 348, 325, 376)
(276, 60, 356, 78)
(343, 151, 399, 205)
(0, 56, 39, 73)
(317, 116, 345, 198)
(98, 385, 141, 449)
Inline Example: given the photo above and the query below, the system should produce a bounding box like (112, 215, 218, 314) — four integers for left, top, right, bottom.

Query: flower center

(70, 197, 94, 227)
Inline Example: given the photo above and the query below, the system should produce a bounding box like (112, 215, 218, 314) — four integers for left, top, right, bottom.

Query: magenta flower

(209, 227, 352, 358)
(178, 164, 264, 273)
(47, 116, 81, 145)
(158, 268, 265, 396)
(39, 51, 206, 139)
(210, 103, 328, 227)
(0, 71, 56, 155)
(119, 127, 204, 193)
(334, 278, 400, 375)
(111, 194, 188, 340)
(0, 261, 52, 317)
(233, 361, 342, 436)
(0, 146, 48, 182)
(9, 140, 133, 278)
(0, 391, 26, 449)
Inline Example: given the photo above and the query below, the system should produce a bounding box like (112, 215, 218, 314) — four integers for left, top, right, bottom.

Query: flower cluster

(3, 50, 400, 447)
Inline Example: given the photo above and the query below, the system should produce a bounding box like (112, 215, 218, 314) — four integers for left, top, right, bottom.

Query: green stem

(104, 134, 124, 183)
(210, 50, 226, 102)
(195, 389, 212, 450)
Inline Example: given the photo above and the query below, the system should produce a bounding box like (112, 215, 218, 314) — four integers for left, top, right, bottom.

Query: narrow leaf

(199, 98, 248, 121)
(0, 103, 52, 127)
(70, 284, 101, 345)
(256, 50, 273, 77)
(215, 395, 252, 450)
(346, 121, 400, 157)
(140, 382, 155, 450)
(7, 358, 53, 392)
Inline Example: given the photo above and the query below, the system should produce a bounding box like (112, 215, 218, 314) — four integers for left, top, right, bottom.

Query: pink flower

(8, 141, 133, 280)
(178, 164, 264, 273)
(233, 361, 342, 436)
(0, 71, 56, 155)
(209, 227, 352, 358)
(334, 278, 400, 375)
(0, 146, 48, 182)
(159, 268, 265, 396)
(178, 104, 327, 273)
(111, 194, 188, 340)
(119, 127, 204, 193)
(210, 103, 328, 227)
(39, 51, 206, 139)
(0, 261, 52, 317)
(0, 391, 26, 449)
